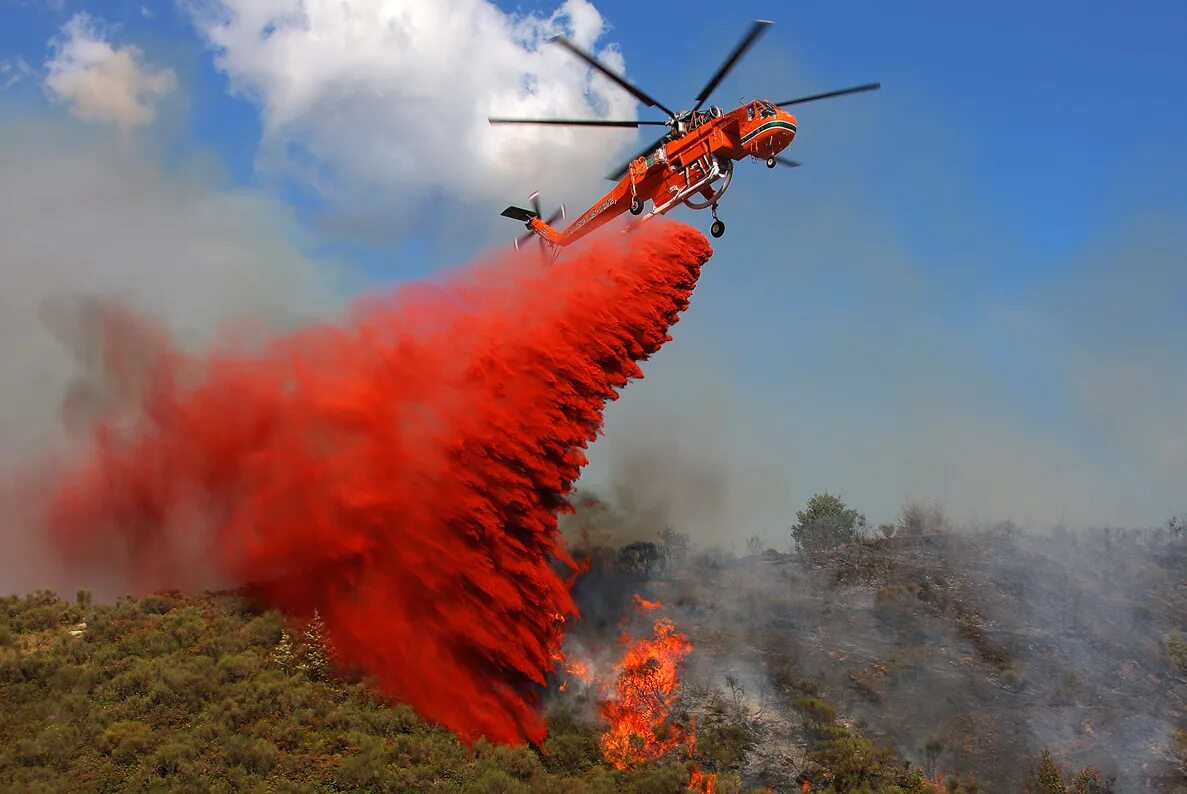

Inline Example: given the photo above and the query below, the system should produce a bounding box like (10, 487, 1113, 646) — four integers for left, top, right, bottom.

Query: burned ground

(569, 516, 1187, 791)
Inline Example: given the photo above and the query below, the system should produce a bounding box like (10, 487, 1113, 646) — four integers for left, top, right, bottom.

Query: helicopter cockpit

(746, 100, 779, 121)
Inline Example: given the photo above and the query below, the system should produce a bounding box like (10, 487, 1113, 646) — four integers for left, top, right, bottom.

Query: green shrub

(542, 732, 600, 774)
(222, 734, 278, 774)
(1166, 632, 1187, 674)
(807, 729, 931, 792)
(100, 721, 155, 763)
(140, 594, 176, 616)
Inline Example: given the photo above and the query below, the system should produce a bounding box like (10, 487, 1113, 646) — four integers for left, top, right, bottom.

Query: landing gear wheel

(766, 157, 777, 169)
(629, 197, 645, 215)
(710, 219, 725, 238)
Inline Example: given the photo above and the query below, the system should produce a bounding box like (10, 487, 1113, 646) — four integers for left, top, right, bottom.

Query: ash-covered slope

(565, 507, 1187, 791)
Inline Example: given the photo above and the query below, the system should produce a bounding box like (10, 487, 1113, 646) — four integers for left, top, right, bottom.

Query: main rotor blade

(775, 82, 881, 107)
(550, 35, 677, 119)
(606, 133, 667, 181)
(693, 19, 773, 112)
(488, 117, 669, 128)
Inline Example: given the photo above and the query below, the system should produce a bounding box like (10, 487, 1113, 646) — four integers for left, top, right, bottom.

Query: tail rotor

(511, 191, 565, 262)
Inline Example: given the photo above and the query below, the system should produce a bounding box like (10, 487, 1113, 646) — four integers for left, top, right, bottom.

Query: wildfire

(591, 597, 717, 791)
(598, 616, 692, 767)
(633, 594, 663, 610)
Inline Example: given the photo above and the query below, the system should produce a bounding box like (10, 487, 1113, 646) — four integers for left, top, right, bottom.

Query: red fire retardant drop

(42, 220, 713, 746)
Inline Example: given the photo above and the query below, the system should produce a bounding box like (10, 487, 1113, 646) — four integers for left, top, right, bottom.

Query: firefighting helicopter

(490, 19, 879, 257)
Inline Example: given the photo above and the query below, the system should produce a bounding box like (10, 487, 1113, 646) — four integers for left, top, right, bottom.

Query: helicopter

(489, 19, 879, 258)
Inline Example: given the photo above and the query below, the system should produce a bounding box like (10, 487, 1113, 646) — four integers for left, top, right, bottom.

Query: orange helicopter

(490, 19, 879, 257)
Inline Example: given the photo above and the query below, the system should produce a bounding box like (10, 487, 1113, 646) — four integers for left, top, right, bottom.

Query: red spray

(39, 220, 712, 746)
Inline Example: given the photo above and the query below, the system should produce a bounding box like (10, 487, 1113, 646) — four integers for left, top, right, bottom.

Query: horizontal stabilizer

(500, 206, 538, 223)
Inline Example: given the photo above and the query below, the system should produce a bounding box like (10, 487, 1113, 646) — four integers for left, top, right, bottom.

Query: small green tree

(923, 738, 945, 778)
(272, 629, 296, 673)
(791, 492, 867, 554)
(298, 610, 334, 681)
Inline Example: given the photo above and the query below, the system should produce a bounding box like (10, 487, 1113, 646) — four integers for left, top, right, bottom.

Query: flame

(593, 596, 717, 791)
(633, 594, 663, 610)
(689, 766, 718, 793)
(598, 616, 692, 768)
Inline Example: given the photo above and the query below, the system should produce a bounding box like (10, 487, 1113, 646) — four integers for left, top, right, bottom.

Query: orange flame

(689, 765, 718, 793)
(598, 616, 692, 768)
(594, 597, 717, 791)
(633, 594, 663, 610)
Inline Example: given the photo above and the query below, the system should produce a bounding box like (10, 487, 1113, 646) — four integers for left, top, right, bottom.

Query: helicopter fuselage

(527, 99, 797, 248)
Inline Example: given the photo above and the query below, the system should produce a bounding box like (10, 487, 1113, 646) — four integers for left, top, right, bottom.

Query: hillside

(561, 502, 1187, 791)
(1, 563, 1132, 792)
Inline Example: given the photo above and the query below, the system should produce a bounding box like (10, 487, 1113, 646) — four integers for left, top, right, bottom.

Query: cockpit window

(758, 101, 777, 118)
(746, 104, 755, 121)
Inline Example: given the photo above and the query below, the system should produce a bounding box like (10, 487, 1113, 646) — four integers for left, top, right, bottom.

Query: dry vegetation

(4, 494, 1181, 791)
(0, 586, 961, 793)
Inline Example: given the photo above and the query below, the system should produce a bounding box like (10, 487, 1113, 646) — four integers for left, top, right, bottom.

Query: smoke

(27, 218, 713, 746)
(580, 183, 1187, 538)
(0, 117, 356, 596)
(558, 478, 1187, 790)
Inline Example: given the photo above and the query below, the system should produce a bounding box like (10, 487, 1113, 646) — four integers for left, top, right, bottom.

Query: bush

(1021, 748, 1115, 793)
(223, 734, 278, 774)
(807, 729, 931, 792)
(140, 594, 176, 616)
(1165, 632, 1187, 675)
(542, 732, 600, 774)
(898, 500, 949, 536)
(100, 721, 155, 763)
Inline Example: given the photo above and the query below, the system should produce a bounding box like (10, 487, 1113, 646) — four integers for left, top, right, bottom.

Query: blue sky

(1, 0, 1184, 533)
(3, 1, 1184, 268)
(4, 0, 1183, 266)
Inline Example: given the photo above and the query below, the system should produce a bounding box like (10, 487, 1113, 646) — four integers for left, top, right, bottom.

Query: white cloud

(0, 57, 35, 91)
(43, 12, 177, 138)
(187, 0, 644, 226)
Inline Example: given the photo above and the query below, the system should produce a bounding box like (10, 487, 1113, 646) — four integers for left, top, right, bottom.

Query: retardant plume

(34, 219, 713, 747)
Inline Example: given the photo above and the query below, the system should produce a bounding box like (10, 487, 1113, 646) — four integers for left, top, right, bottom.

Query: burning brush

(556, 594, 717, 791)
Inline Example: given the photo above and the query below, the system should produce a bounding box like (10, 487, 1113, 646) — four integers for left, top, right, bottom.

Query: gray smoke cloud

(0, 116, 361, 596)
(580, 90, 1186, 538)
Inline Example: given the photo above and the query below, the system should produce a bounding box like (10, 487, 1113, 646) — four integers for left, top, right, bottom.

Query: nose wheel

(765, 157, 777, 169)
(629, 197, 645, 215)
(709, 204, 725, 238)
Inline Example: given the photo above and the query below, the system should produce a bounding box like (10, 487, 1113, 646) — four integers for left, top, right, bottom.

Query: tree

(923, 738, 945, 778)
(898, 500, 949, 536)
(659, 527, 690, 574)
(297, 610, 334, 681)
(618, 541, 663, 575)
(791, 492, 867, 554)
(745, 535, 764, 557)
(272, 629, 296, 673)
